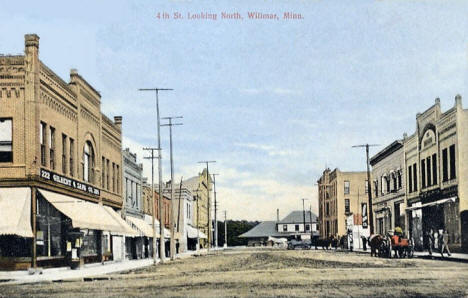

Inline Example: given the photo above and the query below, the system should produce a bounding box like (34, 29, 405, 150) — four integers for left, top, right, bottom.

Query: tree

(217, 220, 259, 247)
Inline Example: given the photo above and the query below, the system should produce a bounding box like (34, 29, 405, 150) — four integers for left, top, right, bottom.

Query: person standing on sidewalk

(427, 229, 434, 256)
(440, 229, 452, 257)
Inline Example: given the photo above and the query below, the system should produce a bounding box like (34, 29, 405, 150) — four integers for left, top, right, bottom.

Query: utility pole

(197, 161, 216, 252)
(352, 143, 379, 235)
(211, 173, 219, 249)
(224, 210, 227, 248)
(309, 205, 314, 241)
(143, 147, 161, 265)
(139, 87, 173, 263)
(301, 198, 308, 237)
(161, 116, 183, 260)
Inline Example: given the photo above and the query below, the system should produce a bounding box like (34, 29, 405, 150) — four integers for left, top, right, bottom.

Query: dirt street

(2, 248, 468, 297)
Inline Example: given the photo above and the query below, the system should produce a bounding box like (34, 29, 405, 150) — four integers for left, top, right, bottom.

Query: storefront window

(36, 194, 66, 257)
(81, 229, 99, 257)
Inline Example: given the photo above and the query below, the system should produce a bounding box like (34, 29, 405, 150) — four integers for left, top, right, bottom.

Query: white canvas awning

(103, 206, 139, 237)
(406, 197, 457, 211)
(0, 187, 33, 238)
(186, 225, 207, 239)
(127, 215, 155, 238)
(39, 189, 134, 235)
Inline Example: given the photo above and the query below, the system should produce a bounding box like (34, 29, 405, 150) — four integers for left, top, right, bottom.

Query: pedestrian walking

(427, 229, 434, 256)
(440, 229, 451, 257)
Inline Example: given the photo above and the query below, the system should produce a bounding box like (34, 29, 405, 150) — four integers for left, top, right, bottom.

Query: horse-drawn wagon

(369, 232, 414, 258)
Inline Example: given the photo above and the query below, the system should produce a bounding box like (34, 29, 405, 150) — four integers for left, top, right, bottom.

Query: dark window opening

(408, 166, 413, 192)
(421, 159, 426, 189)
(449, 144, 456, 180)
(345, 199, 350, 214)
(432, 154, 437, 185)
(442, 148, 448, 182)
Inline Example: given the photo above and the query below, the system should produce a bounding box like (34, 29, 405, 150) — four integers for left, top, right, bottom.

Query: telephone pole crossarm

(139, 87, 173, 263)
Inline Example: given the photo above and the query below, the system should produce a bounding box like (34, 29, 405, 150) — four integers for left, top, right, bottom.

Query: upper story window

(345, 199, 350, 214)
(69, 138, 74, 177)
(365, 180, 369, 194)
(442, 148, 448, 182)
(295, 224, 299, 231)
(449, 144, 456, 180)
(373, 180, 378, 197)
(344, 181, 350, 194)
(408, 166, 413, 192)
(83, 141, 95, 183)
(49, 126, 55, 170)
(283, 224, 287, 232)
(0, 119, 12, 163)
(40, 122, 46, 166)
(397, 171, 402, 189)
(62, 134, 67, 174)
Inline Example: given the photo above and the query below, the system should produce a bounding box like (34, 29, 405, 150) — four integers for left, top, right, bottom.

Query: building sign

(362, 203, 368, 229)
(40, 168, 100, 196)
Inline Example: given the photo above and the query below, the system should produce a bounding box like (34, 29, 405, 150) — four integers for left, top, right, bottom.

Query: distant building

(276, 211, 318, 239)
(163, 180, 206, 253)
(239, 210, 318, 246)
(317, 168, 369, 238)
(122, 148, 146, 260)
(182, 169, 212, 249)
(370, 140, 406, 236)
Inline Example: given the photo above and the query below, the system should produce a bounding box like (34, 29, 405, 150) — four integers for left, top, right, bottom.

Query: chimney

(277, 209, 279, 222)
(25, 34, 39, 52)
(455, 94, 462, 108)
(114, 116, 122, 130)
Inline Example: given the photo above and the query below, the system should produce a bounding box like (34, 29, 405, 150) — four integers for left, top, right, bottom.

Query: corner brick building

(0, 34, 134, 270)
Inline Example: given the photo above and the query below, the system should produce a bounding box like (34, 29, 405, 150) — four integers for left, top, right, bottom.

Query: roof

(369, 140, 403, 166)
(278, 211, 318, 224)
(239, 221, 293, 238)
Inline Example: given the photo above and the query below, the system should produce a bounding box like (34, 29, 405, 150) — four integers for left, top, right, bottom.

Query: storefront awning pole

(31, 187, 37, 269)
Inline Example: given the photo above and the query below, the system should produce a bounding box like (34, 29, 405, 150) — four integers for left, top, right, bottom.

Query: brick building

(317, 168, 369, 238)
(0, 34, 135, 270)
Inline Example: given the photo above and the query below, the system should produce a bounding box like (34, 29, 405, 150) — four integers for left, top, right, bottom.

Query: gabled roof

(278, 211, 317, 224)
(239, 221, 293, 238)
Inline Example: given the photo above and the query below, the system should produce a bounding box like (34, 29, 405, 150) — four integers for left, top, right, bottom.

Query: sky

(1, 0, 467, 221)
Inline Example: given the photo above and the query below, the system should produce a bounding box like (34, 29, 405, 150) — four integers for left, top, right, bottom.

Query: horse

(368, 234, 384, 257)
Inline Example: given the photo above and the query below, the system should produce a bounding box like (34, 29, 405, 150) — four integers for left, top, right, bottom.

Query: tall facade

(122, 148, 146, 259)
(183, 168, 212, 248)
(123, 148, 143, 218)
(404, 97, 468, 251)
(370, 140, 406, 235)
(317, 168, 369, 238)
(0, 34, 134, 270)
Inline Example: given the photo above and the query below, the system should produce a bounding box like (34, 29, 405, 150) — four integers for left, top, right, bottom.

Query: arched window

(83, 141, 95, 183)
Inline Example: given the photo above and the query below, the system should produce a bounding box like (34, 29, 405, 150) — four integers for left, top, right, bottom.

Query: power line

(161, 116, 183, 260)
(143, 146, 161, 265)
(212, 173, 219, 249)
(139, 87, 173, 263)
(352, 143, 380, 235)
(198, 160, 216, 252)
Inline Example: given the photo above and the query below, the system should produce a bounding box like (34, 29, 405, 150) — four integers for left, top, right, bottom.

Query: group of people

(426, 228, 451, 257)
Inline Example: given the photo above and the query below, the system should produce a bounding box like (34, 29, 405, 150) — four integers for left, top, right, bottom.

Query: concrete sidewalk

(0, 248, 212, 285)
